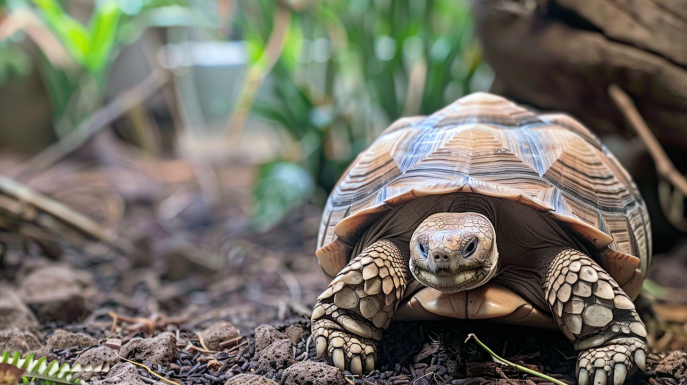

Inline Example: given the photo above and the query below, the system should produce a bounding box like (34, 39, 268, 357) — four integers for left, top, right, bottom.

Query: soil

(1, 161, 686, 385)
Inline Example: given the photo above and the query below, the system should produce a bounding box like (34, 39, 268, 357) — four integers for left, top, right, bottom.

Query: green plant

(0, 352, 87, 384)
(0, 0, 216, 139)
(241, 0, 492, 229)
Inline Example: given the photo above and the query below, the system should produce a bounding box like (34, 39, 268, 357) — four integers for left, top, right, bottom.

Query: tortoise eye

(464, 238, 478, 257)
(418, 242, 428, 258)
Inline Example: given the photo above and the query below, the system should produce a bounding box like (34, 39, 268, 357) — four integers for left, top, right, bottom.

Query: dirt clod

(224, 373, 278, 385)
(200, 321, 239, 350)
(0, 289, 40, 336)
(254, 325, 287, 353)
(73, 346, 119, 381)
(47, 329, 98, 349)
(17, 265, 92, 323)
(0, 330, 42, 353)
(284, 324, 304, 344)
(656, 351, 687, 378)
(91, 363, 145, 385)
(119, 332, 177, 365)
(257, 338, 293, 373)
(281, 361, 346, 385)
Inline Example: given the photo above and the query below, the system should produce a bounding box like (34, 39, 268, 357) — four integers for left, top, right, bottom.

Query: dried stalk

(16, 69, 170, 179)
(0, 175, 115, 244)
(225, 3, 291, 145)
(115, 353, 179, 385)
(465, 334, 566, 385)
(608, 84, 687, 231)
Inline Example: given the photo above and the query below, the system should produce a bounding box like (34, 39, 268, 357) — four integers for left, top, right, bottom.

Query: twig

(108, 311, 190, 334)
(16, 69, 170, 179)
(115, 352, 179, 385)
(465, 333, 566, 385)
(185, 343, 215, 354)
(218, 336, 243, 349)
(0, 174, 117, 245)
(608, 85, 687, 204)
(195, 332, 215, 353)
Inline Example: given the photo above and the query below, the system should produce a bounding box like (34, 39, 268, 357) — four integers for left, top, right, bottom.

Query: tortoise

(311, 93, 651, 385)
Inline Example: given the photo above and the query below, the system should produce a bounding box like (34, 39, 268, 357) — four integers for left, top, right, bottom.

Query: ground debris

(0, 161, 684, 385)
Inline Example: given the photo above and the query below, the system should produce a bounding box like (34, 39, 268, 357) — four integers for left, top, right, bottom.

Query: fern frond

(0, 352, 89, 385)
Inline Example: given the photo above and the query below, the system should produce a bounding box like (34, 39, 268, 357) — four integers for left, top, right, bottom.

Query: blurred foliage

(241, 0, 492, 229)
(0, 44, 31, 84)
(251, 161, 315, 231)
(0, 0, 492, 231)
(0, 0, 219, 137)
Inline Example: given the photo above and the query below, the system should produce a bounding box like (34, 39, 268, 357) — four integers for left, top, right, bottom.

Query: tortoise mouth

(412, 265, 485, 292)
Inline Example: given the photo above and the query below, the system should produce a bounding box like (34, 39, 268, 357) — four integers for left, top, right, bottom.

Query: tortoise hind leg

(311, 239, 411, 374)
(543, 249, 647, 385)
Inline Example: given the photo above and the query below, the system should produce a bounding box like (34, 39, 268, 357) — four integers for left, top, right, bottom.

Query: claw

(579, 368, 589, 385)
(594, 369, 607, 385)
(635, 350, 646, 371)
(332, 348, 345, 371)
(350, 356, 362, 375)
(364, 354, 375, 373)
(316, 336, 327, 359)
(613, 364, 627, 385)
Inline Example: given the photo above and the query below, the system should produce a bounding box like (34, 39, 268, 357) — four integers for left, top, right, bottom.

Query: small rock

(119, 332, 177, 366)
(254, 325, 287, 353)
(17, 265, 93, 323)
(284, 324, 304, 344)
(28, 346, 58, 361)
(282, 361, 345, 385)
(73, 346, 119, 381)
(91, 363, 145, 385)
(257, 339, 293, 373)
(47, 330, 98, 349)
(104, 338, 121, 352)
(200, 321, 239, 350)
(0, 289, 40, 336)
(224, 373, 278, 385)
(0, 330, 42, 353)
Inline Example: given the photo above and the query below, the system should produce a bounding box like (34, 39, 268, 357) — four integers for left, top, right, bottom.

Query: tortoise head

(409, 212, 499, 293)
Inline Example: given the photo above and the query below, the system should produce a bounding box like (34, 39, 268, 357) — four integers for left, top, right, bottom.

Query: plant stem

(464, 333, 567, 385)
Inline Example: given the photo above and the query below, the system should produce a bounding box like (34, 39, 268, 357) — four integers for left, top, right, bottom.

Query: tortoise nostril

(442, 255, 449, 261)
(433, 254, 441, 261)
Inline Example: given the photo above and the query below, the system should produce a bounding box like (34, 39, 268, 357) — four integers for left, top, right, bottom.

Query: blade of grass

(115, 353, 179, 385)
(465, 333, 567, 385)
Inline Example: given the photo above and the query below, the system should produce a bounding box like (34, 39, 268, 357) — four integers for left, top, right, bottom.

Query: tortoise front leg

(311, 239, 410, 374)
(544, 249, 647, 385)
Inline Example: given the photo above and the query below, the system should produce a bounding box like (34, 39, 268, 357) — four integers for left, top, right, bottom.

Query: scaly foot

(312, 318, 376, 374)
(577, 337, 646, 385)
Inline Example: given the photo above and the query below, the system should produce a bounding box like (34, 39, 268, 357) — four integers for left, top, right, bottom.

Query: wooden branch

(16, 69, 171, 179)
(0, 174, 116, 244)
(608, 84, 687, 197)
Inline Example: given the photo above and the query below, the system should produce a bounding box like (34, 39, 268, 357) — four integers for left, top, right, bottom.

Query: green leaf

(32, 0, 90, 63)
(0, 45, 32, 85)
(251, 162, 315, 232)
(0, 351, 87, 384)
(85, 0, 122, 73)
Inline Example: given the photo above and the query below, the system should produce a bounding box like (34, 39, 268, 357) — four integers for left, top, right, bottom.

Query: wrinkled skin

(311, 213, 647, 384)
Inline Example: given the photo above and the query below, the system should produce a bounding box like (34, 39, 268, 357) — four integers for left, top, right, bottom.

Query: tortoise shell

(316, 93, 651, 300)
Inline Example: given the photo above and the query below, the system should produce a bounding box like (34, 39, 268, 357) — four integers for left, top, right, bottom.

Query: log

(473, 0, 687, 150)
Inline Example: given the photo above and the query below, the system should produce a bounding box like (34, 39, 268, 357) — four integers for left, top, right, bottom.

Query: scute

(317, 93, 651, 299)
